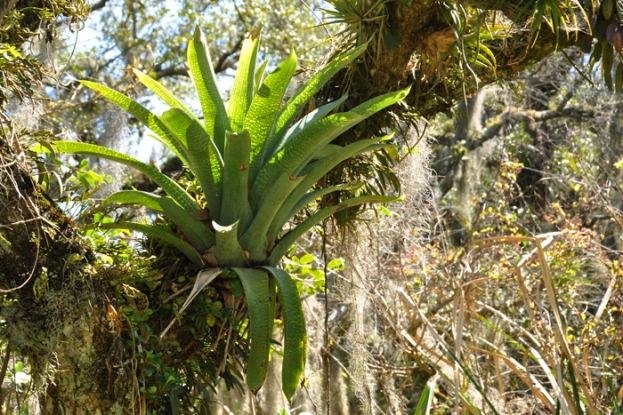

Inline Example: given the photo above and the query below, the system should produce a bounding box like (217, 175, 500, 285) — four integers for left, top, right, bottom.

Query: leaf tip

(248, 27, 261, 41)
(192, 25, 205, 43)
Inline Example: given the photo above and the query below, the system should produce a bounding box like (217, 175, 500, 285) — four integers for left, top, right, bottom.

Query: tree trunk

(0, 135, 133, 414)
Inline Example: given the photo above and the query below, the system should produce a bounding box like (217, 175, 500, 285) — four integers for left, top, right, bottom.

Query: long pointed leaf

(95, 222, 204, 266)
(239, 172, 305, 263)
(220, 130, 253, 231)
(228, 29, 260, 132)
(160, 108, 223, 220)
(52, 141, 199, 212)
(263, 267, 307, 401)
(103, 190, 214, 252)
(232, 268, 272, 392)
(266, 93, 349, 165)
(246, 49, 298, 185)
(79, 80, 191, 167)
(250, 88, 409, 212)
(254, 58, 269, 94)
(188, 26, 230, 153)
(269, 195, 402, 266)
(132, 68, 196, 117)
(266, 140, 390, 242)
(282, 181, 363, 227)
(274, 44, 367, 134)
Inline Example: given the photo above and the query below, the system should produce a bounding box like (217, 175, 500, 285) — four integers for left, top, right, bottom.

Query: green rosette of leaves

(52, 27, 407, 399)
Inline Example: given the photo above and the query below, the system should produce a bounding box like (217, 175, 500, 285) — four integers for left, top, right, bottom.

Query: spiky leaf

(132, 68, 195, 117)
(274, 44, 367, 133)
(246, 49, 298, 184)
(78, 80, 191, 167)
(160, 108, 223, 219)
(269, 194, 403, 265)
(250, 87, 410, 212)
(239, 172, 305, 262)
(267, 93, 349, 162)
(266, 140, 391, 242)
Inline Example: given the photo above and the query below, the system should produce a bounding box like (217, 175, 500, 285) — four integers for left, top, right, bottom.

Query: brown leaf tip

(248, 27, 261, 40)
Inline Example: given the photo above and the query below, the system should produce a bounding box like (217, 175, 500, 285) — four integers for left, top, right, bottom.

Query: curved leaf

(250, 87, 409, 212)
(95, 222, 204, 267)
(132, 68, 196, 117)
(232, 268, 272, 393)
(160, 108, 223, 219)
(263, 266, 307, 401)
(265, 93, 349, 165)
(52, 141, 199, 212)
(269, 194, 403, 266)
(78, 80, 191, 167)
(103, 190, 214, 252)
(282, 181, 363, 227)
(274, 44, 367, 133)
(266, 140, 391, 241)
(239, 172, 305, 263)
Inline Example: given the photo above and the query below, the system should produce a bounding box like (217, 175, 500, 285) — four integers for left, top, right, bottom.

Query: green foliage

(0, 0, 88, 106)
(413, 376, 437, 415)
(521, 0, 588, 47)
(576, 0, 623, 91)
(50, 25, 406, 398)
(324, 0, 390, 61)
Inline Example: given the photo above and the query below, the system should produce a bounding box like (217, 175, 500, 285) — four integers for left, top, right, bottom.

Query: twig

(0, 341, 11, 403)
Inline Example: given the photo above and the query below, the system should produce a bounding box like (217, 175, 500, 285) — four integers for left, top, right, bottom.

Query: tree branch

(213, 35, 245, 74)
(465, 105, 594, 151)
(154, 66, 188, 80)
(150, 35, 245, 80)
(90, 0, 108, 12)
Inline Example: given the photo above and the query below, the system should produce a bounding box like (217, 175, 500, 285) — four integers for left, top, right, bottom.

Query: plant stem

(322, 210, 331, 415)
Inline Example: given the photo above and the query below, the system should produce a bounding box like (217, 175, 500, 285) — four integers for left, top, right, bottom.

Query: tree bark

(0, 135, 132, 414)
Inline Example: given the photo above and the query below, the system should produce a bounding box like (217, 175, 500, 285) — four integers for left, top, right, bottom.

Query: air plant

(49, 26, 407, 399)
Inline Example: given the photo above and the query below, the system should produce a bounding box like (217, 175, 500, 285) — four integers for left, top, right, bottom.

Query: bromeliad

(51, 26, 407, 399)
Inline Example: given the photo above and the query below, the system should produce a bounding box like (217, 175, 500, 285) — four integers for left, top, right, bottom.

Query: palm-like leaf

(53, 26, 408, 398)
